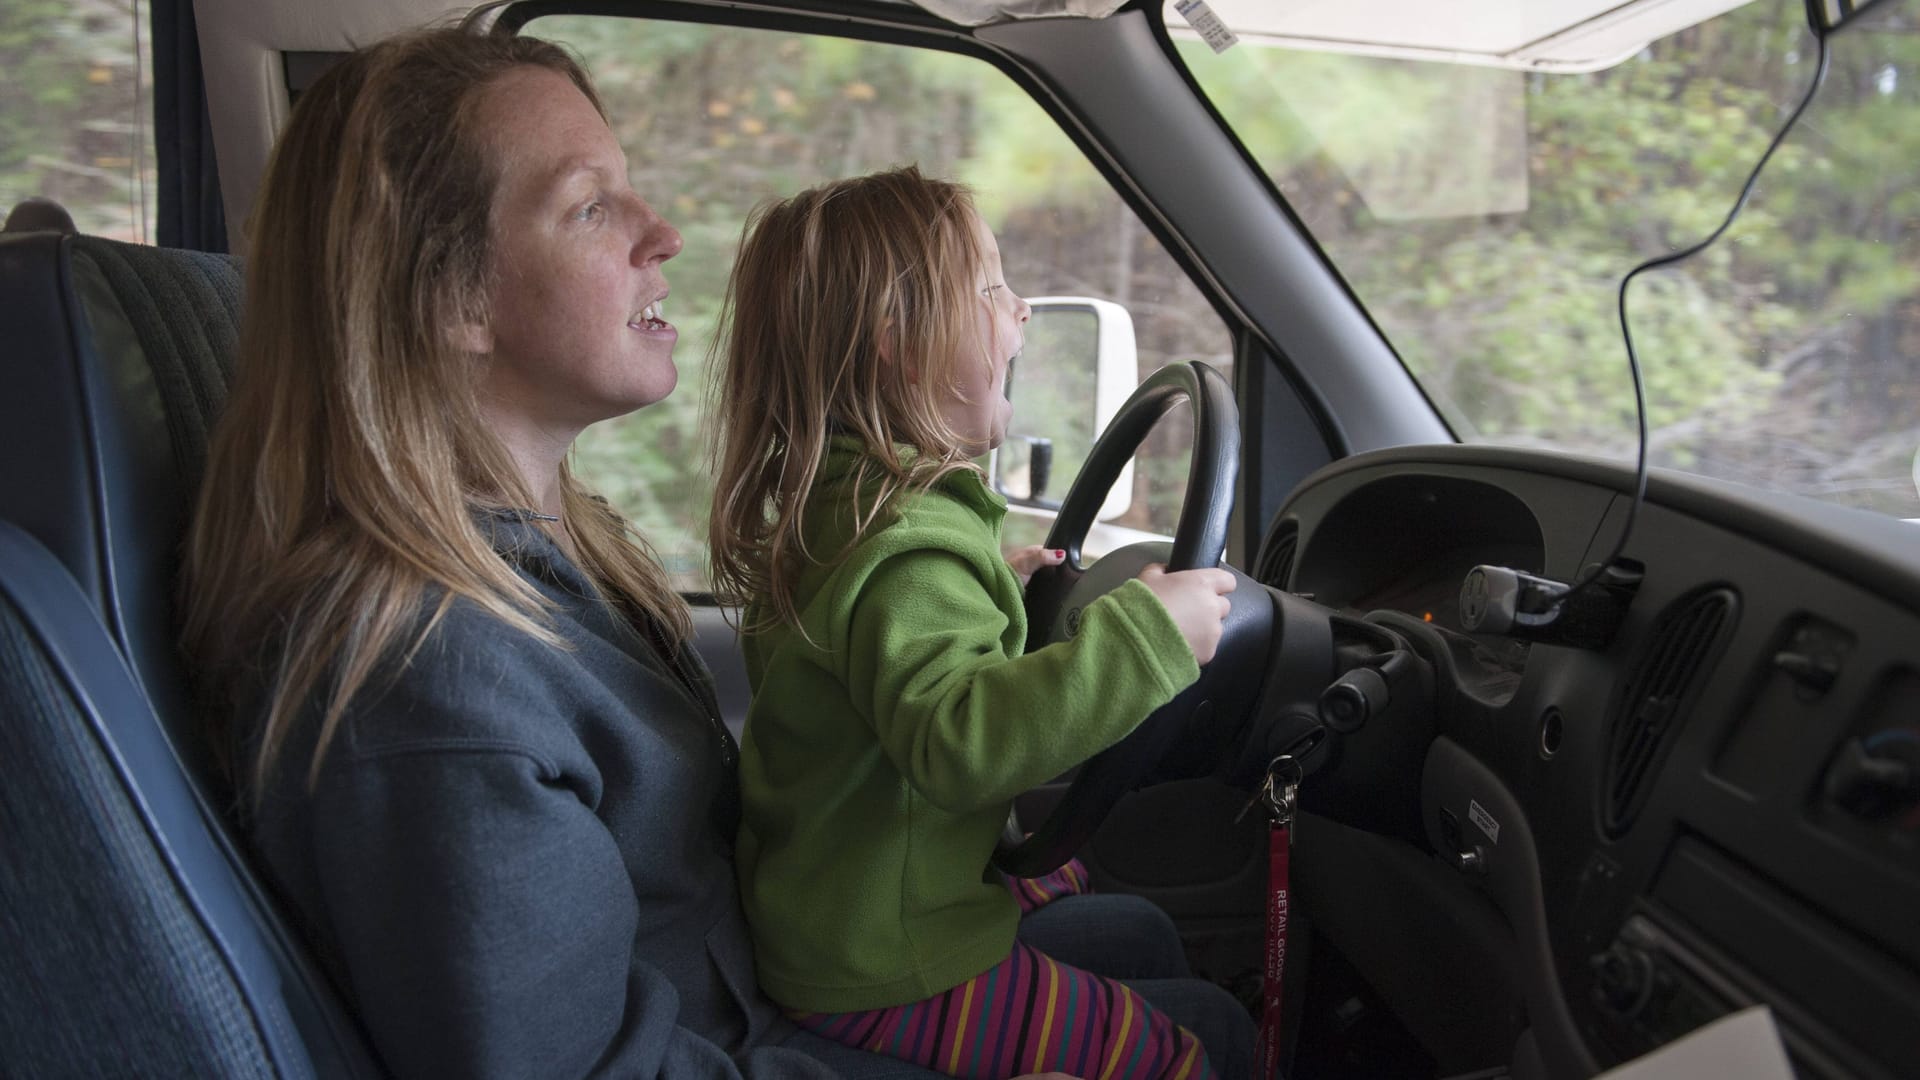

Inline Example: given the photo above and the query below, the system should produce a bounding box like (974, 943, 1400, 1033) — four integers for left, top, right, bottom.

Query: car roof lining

(905, 0, 1125, 26)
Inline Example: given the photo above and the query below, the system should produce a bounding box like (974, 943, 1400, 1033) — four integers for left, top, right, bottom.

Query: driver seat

(0, 220, 384, 1077)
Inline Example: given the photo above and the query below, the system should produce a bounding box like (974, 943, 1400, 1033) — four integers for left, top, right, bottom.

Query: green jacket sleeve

(841, 549, 1200, 814)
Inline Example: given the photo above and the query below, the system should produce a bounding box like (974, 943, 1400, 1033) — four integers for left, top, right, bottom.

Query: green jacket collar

(821, 435, 1005, 520)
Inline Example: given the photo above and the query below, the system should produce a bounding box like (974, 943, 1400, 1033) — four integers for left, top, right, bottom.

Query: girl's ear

(878, 320, 918, 384)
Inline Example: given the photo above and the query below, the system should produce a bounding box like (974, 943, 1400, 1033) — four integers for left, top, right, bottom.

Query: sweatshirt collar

(821, 435, 1006, 518)
(469, 504, 575, 579)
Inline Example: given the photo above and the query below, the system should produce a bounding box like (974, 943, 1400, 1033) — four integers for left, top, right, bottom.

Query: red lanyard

(1240, 756, 1301, 1080)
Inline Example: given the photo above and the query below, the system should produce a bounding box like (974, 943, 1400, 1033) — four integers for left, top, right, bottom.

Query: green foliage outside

(540, 15, 1228, 585)
(1179, 0, 1919, 516)
(5, 0, 1910, 594)
(553, 0, 1920, 590)
(0, 0, 155, 240)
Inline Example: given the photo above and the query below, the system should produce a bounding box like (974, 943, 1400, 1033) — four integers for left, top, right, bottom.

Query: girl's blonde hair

(182, 26, 690, 803)
(707, 166, 993, 629)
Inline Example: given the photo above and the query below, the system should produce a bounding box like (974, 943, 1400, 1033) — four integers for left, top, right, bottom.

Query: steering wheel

(995, 361, 1268, 877)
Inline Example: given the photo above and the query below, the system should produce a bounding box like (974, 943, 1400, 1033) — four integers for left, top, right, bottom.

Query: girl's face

(939, 210, 1031, 455)
(470, 66, 684, 444)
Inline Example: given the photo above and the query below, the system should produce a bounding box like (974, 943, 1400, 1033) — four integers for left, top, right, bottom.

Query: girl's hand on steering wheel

(1006, 544, 1067, 586)
(1137, 563, 1236, 664)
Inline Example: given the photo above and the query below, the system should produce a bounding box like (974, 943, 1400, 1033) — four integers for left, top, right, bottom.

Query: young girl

(708, 166, 1239, 1080)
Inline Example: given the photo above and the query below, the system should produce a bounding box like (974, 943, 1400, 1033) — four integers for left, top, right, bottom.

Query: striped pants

(788, 861, 1217, 1080)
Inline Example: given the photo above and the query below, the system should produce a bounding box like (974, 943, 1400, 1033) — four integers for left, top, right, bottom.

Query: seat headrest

(3, 198, 78, 236)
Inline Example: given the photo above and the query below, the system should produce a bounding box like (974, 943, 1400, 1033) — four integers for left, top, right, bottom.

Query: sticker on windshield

(1468, 799, 1501, 844)
(1175, 0, 1239, 54)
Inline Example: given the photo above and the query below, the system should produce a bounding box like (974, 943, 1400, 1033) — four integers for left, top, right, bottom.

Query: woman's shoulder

(296, 592, 581, 764)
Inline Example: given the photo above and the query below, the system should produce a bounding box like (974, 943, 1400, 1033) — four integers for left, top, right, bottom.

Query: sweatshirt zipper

(643, 616, 738, 770)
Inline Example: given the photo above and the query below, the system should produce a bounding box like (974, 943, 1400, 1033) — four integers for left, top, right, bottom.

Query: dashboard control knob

(1773, 648, 1840, 694)
(1825, 735, 1920, 819)
(1590, 943, 1656, 1017)
(1318, 666, 1388, 732)
(1449, 844, 1486, 875)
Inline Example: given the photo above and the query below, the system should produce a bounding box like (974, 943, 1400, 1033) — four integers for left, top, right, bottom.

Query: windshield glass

(1172, 0, 1920, 519)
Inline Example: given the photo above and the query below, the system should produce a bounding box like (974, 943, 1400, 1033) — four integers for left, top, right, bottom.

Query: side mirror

(992, 297, 1137, 522)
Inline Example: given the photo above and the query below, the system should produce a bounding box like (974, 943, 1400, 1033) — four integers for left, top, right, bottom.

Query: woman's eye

(981, 283, 1005, 298)
(573, 201, 604, 223)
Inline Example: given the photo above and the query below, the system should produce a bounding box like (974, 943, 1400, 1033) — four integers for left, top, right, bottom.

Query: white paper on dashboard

(1592, 1006, 1794, 1079)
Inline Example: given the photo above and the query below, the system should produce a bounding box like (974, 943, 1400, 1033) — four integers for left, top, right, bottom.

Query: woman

(182, 22, 1235, 1080)
(179, 25, 947, 1079)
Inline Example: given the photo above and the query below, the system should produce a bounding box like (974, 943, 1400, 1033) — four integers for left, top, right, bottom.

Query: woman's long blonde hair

(706, 166, 992, 630)
(182, 27, 689, 802)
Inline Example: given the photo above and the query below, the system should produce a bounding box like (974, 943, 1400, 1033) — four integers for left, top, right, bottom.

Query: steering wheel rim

(994, 361, 1241, 877)
(1039, 361, 1238, 575)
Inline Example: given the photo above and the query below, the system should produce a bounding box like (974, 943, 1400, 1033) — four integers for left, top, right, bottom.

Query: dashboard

(1253, 444, 1920, 1080)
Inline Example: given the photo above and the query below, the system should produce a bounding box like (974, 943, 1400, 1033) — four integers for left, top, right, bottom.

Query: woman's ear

(448, 319, 493, 355)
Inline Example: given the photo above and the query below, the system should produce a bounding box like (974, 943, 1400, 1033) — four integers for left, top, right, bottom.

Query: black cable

(1577, 27, 1834, 595)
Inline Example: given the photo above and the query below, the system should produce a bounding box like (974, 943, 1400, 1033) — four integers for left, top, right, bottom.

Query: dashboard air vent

(1603, 587, 1738, 835)
(1254, 521, 1298, 588)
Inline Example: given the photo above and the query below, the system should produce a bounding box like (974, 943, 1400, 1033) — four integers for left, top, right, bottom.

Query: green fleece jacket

(735, 440, 1201, 1013)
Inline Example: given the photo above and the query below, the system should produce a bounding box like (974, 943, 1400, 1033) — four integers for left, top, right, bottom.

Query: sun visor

(906, 0, 1128, 27)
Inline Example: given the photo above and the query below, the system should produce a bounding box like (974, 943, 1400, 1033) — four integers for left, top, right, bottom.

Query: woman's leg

(1015, 893, 1190, 980)
(1112, 978, 1255, 1080)
(783, 1028, 951, 1078)
(787, 940, 1217, 1079)
(1018, 894, 1255, 1078)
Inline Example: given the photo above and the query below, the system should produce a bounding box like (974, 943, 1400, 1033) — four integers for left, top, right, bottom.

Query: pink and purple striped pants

(787, 861, 1216, 1080)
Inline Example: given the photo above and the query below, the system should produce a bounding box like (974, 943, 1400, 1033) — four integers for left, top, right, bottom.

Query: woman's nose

(629, 196, 683, 264)
(1014, 293, 1032, 322)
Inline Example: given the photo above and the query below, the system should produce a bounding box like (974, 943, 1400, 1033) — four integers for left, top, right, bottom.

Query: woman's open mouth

(629, 299, 670, 330)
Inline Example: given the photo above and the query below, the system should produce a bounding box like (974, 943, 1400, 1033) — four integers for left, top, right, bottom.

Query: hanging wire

(1575, 26, 1835, 596)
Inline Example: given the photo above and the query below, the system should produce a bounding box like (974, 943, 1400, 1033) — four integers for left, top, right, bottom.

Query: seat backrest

(0, 223, 385, 1078)
(0, 230, 237, 798)
(0, 522, 311, 1077)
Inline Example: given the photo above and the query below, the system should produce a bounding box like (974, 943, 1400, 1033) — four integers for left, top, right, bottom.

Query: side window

(0, 2, 156, 240)
(531, 16, 1234, 587)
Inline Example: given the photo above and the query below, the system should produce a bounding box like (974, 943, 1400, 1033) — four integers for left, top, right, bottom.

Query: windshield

(1173, 0, 1920, 519)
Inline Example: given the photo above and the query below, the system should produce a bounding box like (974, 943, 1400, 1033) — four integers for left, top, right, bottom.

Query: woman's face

(938, 209, 1030, 455)
(471, 66, 683, 442)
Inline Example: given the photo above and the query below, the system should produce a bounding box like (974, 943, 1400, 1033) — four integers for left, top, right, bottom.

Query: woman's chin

(625, 355, 681, 409)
